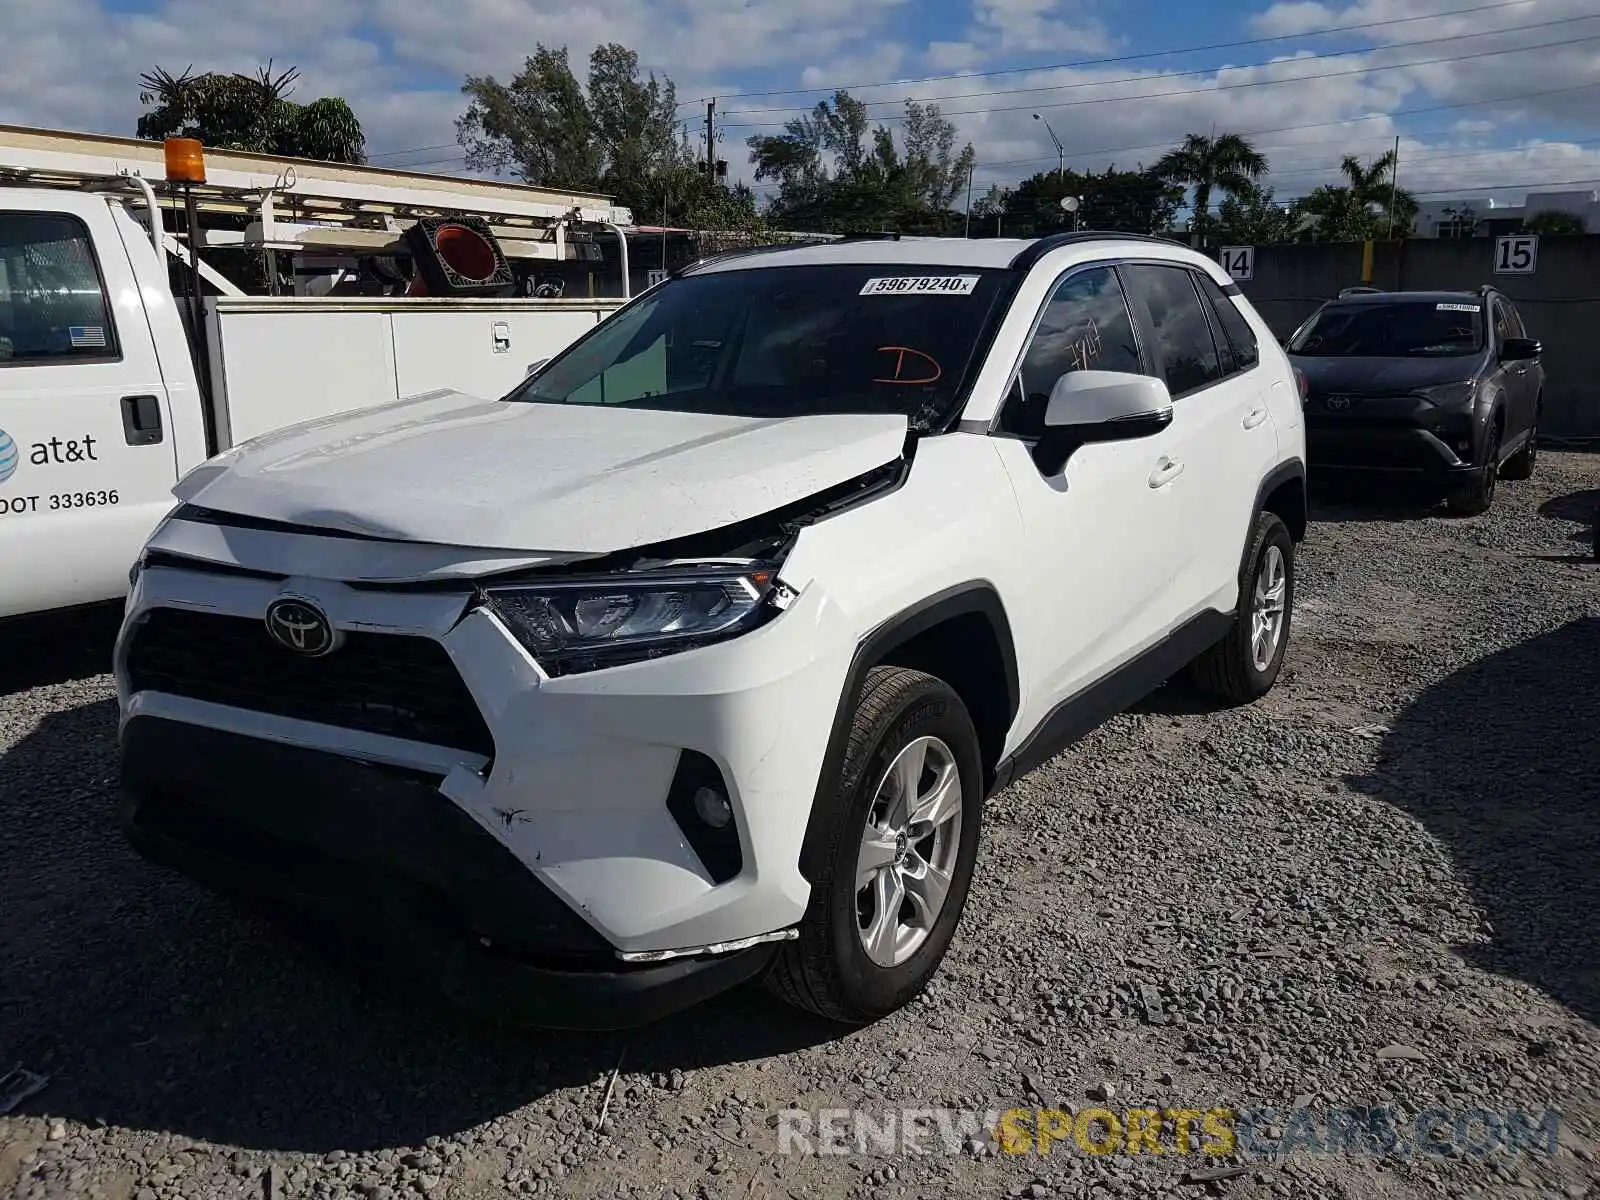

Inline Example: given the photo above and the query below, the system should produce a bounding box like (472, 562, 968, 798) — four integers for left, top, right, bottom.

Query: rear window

(508, 263, 1016, 431)
(1288, 301, 1483, 358)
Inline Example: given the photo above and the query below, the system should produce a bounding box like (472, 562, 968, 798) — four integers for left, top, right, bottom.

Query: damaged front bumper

(119, 716, 784, 1030)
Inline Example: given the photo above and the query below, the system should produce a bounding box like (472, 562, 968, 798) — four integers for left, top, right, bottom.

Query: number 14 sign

(1494, 235, 1538, 274)
(1219, 246, 1255, 281)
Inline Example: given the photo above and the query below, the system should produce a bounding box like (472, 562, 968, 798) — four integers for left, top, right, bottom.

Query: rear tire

(1446, 426, 1499, 515)
(767, 666, 983, 1024)
(1189, 511, 1294, 705)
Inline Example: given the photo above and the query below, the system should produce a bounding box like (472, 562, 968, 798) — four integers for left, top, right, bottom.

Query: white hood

(179, 390, 909, 554)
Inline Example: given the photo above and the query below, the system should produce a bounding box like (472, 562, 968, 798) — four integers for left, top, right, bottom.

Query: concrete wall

(1233, 235, 1600, 437)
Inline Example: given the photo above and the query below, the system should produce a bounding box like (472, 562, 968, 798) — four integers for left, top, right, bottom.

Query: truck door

(0, 198, 180, 619)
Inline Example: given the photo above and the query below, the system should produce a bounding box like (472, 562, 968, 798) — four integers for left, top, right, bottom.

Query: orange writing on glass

(873, 346, 943, 385)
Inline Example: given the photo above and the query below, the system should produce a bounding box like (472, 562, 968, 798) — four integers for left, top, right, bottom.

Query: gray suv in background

(1288, 287, 1543, 515)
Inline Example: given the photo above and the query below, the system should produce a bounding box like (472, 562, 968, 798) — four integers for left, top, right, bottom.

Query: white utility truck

(0, 123, 634, 620)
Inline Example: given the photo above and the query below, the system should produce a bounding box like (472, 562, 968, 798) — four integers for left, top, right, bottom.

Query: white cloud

(0, 0, 1595, 211)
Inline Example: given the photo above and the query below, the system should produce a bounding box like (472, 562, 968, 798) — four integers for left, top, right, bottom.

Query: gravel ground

(2, 453, 1597, 1200)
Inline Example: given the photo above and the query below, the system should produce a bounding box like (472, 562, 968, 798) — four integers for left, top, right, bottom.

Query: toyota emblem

(264, 597, 340, 657)
(1324, 395, 1354, 412)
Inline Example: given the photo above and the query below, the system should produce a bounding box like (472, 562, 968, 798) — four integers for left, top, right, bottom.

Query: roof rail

(1008, 229, 1188, 272)
(1337, 285, 1386, 297)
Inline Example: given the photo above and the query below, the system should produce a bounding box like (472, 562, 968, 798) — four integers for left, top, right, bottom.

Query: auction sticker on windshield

(1436, 303, 1481, 312)
(860, 275, 980, 296)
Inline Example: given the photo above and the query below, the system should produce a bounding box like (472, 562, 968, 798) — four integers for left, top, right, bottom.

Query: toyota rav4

(116, 232, 1307, 1029)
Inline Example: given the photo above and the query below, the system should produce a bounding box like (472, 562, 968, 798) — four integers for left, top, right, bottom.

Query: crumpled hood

(178, 390, 910, 554)
(1290, 353, 1482, 396)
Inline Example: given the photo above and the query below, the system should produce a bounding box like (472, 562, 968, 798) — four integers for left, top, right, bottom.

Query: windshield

(505, 263, 1015, 429)
(1288, 301, 1484, 357)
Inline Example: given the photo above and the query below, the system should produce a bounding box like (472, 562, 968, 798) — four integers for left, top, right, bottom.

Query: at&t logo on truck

(0, 428, 17, 484)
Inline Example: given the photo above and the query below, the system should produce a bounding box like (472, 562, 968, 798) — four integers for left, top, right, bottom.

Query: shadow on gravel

(1537, 487, 1599, 551)
(1352, 617, 1600, 1026)
(0, 698, 837, 1155)
(1307, 478, 1442, 523)
(0, 604, 122, 695)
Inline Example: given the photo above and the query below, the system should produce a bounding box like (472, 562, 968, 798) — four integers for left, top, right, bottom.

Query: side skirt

(990, 608, 1234, 793)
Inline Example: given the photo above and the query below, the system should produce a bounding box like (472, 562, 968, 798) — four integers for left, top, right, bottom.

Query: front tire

(1446, 426, 1500, 515)
(767, 666, 983, 1024)
(1189, 510, 1294, 704)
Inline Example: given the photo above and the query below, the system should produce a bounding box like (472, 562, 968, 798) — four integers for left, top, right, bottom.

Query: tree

(1524, 209, 1586, 235)
(747, 92, 976, 233)
(137, 63, 365, 163)
(1213, 182, 1303, 245)
(1153, 133, 1269, 246)
(1298, 149, 1417, 242)
(457, 43, 701, 222)
(998, 165, 1181, 236)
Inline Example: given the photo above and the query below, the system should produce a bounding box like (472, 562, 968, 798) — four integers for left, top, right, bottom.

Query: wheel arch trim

(796, 582, 1020, 883)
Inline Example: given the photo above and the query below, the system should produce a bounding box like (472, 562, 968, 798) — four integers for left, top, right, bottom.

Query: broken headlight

(485, 565, 784, 676)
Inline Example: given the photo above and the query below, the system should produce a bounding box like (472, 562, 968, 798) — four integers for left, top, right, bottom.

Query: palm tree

(1299, 149, 1417, 241)
(1153, 132, 1269, 246)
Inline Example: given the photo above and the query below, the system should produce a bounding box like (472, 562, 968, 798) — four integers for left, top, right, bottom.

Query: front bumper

(114, 542, 859, 1005)
(121, 716, 778, 1028)
(1305, 418, 1479, 480)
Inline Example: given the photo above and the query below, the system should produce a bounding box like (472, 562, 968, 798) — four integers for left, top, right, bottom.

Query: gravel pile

(2, 453, 1596, 1200)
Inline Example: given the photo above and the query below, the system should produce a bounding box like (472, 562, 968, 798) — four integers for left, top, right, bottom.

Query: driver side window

(999, 266, 1142, 437)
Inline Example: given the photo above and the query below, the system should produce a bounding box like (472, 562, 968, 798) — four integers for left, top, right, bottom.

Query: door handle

(1243, 406, 1269, 430)
(1148, 456, 1185, 488)
(120, 394, 164, 446)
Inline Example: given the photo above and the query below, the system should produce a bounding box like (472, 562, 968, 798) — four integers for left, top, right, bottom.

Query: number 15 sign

(1494, 235, 1538, 274)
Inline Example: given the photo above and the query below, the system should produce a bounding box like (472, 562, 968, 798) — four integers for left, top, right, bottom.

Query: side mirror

(1035, 370, 1174, 475)
(1501, 337, 1541, 361)
(525, 358, 549, 377)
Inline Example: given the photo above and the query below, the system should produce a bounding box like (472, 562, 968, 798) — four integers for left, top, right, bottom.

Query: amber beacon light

(163, 137, 207, 185)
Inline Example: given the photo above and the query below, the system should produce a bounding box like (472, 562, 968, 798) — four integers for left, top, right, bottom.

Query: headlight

(1414, 381, 1477, 409)
(485, 565, 783, 676)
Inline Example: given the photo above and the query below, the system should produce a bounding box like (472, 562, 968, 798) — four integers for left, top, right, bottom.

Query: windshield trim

(501, 262, 1025, 434)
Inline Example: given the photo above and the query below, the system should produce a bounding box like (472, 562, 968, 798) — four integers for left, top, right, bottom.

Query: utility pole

(705, 99, 717, 187)
(1386, 135, 1401, 240)
(964, 163, 974, 238)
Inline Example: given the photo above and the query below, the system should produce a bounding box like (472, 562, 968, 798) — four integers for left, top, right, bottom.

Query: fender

(796, 582, 1019, 883)
(1237, 457, 1307, 602)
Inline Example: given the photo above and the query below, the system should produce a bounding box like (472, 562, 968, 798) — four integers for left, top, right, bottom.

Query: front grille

(125, 608, 495, 758)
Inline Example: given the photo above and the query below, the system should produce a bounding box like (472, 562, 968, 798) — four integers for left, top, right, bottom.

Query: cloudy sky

(2, 0, 1598, 211)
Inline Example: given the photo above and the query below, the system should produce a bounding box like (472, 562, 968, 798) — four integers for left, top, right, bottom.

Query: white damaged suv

(116, 232, 1307, 1029)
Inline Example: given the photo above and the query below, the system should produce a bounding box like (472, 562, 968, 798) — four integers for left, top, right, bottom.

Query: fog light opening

(693, 785, 733, 829)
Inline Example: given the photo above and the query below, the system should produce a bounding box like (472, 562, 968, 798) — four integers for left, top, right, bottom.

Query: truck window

(0, 211, 120, 366)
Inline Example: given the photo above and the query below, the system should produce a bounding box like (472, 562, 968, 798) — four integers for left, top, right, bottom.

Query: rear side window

(0, 212, 120, 366)
(1121, 263, 1223, 397)
(1194, 272, 1260, 372)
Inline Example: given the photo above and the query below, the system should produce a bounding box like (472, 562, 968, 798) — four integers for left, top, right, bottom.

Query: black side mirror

(1501, 337, 1541, 361)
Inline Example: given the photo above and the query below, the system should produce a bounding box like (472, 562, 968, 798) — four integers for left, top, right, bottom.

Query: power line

(718, 11, 1596, 119)
(680, 0, 1541, 107)
(720, 29, 1600, 129)
(1263, 135, 1600, 185)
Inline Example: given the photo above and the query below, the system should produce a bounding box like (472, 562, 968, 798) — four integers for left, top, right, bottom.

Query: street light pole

(1033, 113, 1065, 188)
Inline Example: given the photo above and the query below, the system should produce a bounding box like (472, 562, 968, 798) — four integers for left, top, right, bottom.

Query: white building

(1413, 190, 1599, 238)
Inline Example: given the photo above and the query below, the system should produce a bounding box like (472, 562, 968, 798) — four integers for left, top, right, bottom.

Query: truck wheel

(767, 666, 983, 1024)
(1500, 406, 1539, 481)
(1446, 428, 1499, 515)
(1189, 511, 1295, 705)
